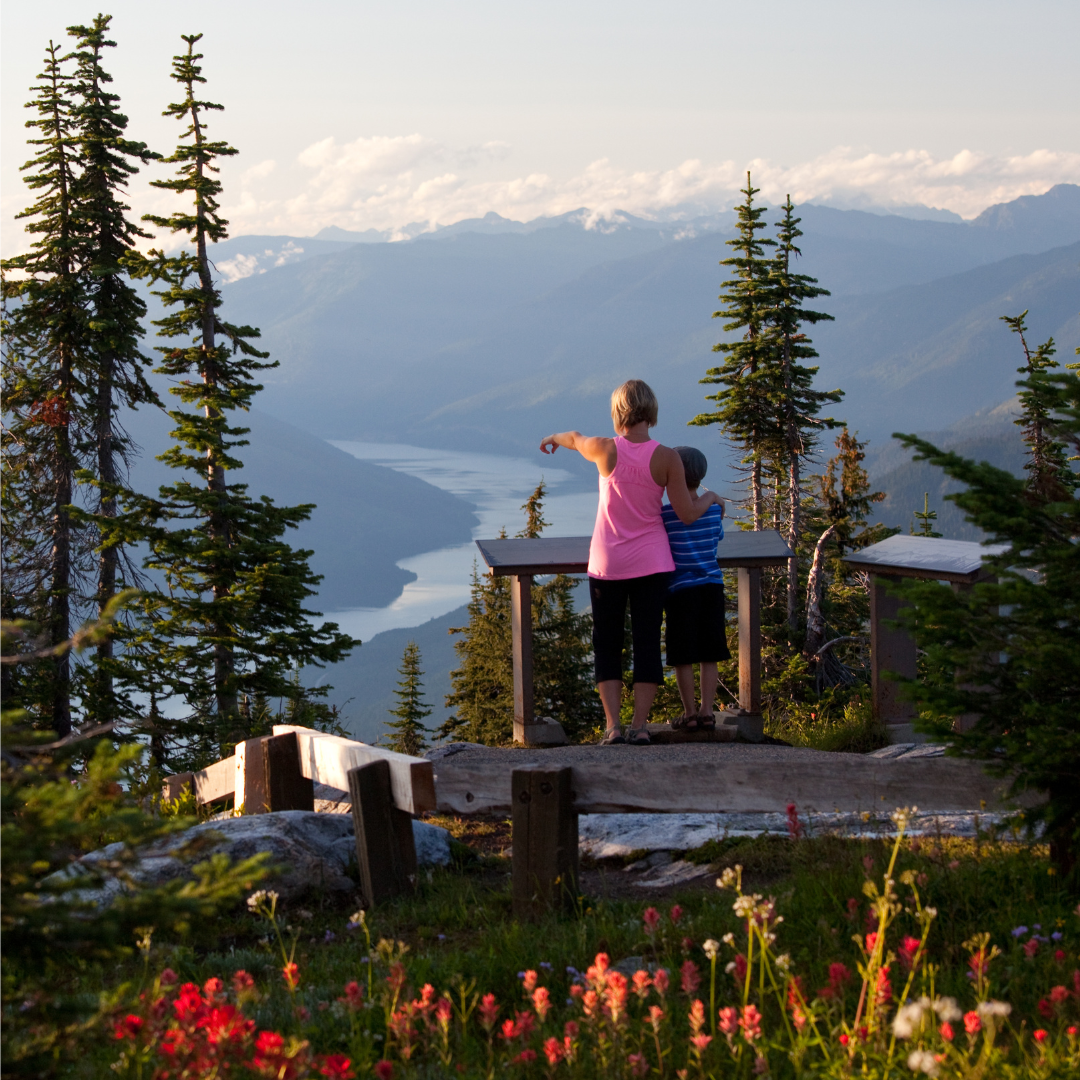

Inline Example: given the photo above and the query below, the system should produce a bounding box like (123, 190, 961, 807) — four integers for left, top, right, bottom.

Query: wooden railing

(164, 725, 1012, 922)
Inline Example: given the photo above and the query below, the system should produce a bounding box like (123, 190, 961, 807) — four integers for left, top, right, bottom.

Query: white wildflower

(722, 932, 735, 947)
(977, 1000, 1011, 1020)
(893, 1000, 927, 1039)
(924, 907, 937, 921)
(932, 997, 961, 1023)
(247, 890, 267, 910)
(775, 954, 792, 973)
(703, 939, 720, 960)
(763, 932, 777, 947)
(734, 894, 763, 919)
(725, 961, 737, 974)
(906, 1049, 939, 1076)
(717, 867, 740, 890)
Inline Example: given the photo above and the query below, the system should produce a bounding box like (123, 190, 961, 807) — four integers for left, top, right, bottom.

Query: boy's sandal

(629, 728, 652, 746)
(600, 728, 626, 745)
(670, 714, 699, 731)
(697, 712, 717, 730)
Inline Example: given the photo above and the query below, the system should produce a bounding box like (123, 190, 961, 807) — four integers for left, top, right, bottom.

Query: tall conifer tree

(126, 34, 354, 753)
(67, 15, 160, 724)
(767, 197, 843, 628)
(691, 173, 777, 529)
(2, 43, 91, 737)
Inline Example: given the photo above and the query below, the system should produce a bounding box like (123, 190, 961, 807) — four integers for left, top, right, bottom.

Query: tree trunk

(94, 341, 117, 721)
(787, 452, 801, 632)
(802, 524, 837, 660)
(50, 348, 73, 738)
(751, 454, 763, 531)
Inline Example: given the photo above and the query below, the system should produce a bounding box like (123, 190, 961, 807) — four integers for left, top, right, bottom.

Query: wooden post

(235, 737, 269, 814)
(512, 767, 578, 921)
(511, 573, 534, 742)
(162, 772, 194, 803)
(870, 573, 917, 726)
(348, 760, 418, 908)
(263, 731, 315, 812)
(737, 567, 762, 714)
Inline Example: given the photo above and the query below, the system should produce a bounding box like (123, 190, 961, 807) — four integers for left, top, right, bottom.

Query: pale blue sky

(4, 0, 1078, 246)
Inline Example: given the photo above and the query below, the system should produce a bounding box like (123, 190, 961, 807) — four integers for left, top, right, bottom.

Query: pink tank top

(588, 437, 676, 579)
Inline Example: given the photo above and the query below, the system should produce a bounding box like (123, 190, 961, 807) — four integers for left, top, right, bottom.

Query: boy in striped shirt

(660, 447, 731, 730)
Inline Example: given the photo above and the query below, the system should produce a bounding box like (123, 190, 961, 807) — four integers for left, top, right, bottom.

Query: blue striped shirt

(661, 502, 725, 592)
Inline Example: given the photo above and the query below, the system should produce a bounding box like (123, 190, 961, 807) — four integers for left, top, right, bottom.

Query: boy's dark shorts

(665, 582, 731, 666)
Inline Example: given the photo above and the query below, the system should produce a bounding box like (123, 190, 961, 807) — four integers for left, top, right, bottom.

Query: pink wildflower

(232, 970, 256, 994)
(532, 986, 551, 1021)
(282, 963, 300, 991)
(786, 802, 804, 840)
(718, 1007, 739, 1037)
(680, 960, 701, 995)
(1050, 985, 1070, 1005)
(478, 993, 499, 1032)
(113, 1014, 143, 1040)
(632, 970, 652, 999)
(1034, 1029, 1048, 1043)
(964, 1011, 981, 1035)
(670, 904, 684, 924)
(339, 981, 364, 1011)
(940, 1022, 954, 1041)
(688, 999, 707, 1035)
(643, 908, 661, 936)
(521, 970, 538, 993)
(653, 968, 670, 996)
(875, 965, 892, 1006)
(203, 977, 225, 999)
(564, 1020, 580, 1040)
(628, 1052, 649, 1077)
(647, 1005, 664, 1030)
(689, 1034, 713, 1052)
(544, 1037, 564, 1066)
(897, 936, 921, 970)
(740, 1003, 762, 1043)
(435, 997, 453, 1025)
(160, 968, 179, 986)
(1023, 938, 1040, 958)
(373, 1063, 393, 1080)
(318, 1055, 355, 1079)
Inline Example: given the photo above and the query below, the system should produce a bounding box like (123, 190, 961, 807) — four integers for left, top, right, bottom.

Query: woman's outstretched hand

(539, 435, 559, 454)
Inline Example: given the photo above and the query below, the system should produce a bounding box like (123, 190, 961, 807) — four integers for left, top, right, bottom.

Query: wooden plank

(235, 737, 269, 814)
(192, 756, 235, 804)
(348, 760, 418, 907)
(844, 535, 1008, 583)
(273, 725, 436, 816)
(512, 767, 578, 920)
(434, 756, 1014, 816)
(475, 531, 795, 578)
(511, 574, 534, 735)
(870, 574, 917, 725)
(737, 567, 762, 714)
(264, 732, 315, 812)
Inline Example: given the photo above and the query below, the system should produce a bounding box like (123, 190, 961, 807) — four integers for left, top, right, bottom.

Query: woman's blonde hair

(610, 379, 658, 431)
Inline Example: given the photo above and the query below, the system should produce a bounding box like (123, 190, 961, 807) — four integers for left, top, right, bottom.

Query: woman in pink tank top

(540, 380, 723, 745)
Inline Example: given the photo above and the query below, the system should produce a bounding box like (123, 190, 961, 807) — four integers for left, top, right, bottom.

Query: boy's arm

(661, 447, 723, 524)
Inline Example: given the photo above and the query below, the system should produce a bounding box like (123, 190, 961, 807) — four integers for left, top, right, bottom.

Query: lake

(325, 442, 600, 641)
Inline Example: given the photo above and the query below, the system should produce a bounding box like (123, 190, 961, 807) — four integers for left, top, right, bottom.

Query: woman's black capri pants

(588, 572, 671, 685)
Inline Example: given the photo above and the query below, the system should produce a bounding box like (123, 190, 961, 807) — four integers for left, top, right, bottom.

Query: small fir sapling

(384, 642, 431, 756)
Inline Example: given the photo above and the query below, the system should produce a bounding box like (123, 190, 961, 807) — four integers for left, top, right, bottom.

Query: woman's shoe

(629, 727, 652, 746)
(697, 711, 717, 731)
(670, 714, 699, 731)
(600, 727, 626, 745)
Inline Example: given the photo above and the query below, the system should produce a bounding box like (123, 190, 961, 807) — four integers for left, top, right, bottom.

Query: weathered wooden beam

(348, 760, 418, 907)
(512, 767, 578, 920)
(162, 772, 194, 803)
(870, 573, 917, 726)
(192, 756, 235, 805)
(263, 732, 315, 812)
(235, 737, 269, 814)
(511, 573, 534, 738)
(737, 566, 762, 714)
(273, 725, 436, 816)
(434, 755, 1014, 816)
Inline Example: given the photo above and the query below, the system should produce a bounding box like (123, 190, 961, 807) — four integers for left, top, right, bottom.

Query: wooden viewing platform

(843, 535, 1006, 736)
(474, 530, 794, 744)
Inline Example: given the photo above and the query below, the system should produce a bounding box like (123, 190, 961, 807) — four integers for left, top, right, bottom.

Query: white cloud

(242, 159, 277, 184)
(218, 141, 1080, 238)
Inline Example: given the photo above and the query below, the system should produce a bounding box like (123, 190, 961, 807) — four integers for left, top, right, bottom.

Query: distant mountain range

(212, 184, 1079, 466)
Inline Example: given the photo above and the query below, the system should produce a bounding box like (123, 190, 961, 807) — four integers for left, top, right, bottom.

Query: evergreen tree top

(144, 34, 236, 244)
